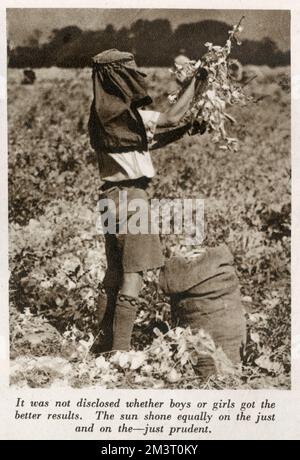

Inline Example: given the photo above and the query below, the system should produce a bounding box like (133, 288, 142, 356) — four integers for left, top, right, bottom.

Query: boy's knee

(120, 272, 143, 298)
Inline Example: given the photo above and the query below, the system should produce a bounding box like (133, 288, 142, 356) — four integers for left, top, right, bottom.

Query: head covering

(88, 49, 152, 153)
(92, 49, 134, 65)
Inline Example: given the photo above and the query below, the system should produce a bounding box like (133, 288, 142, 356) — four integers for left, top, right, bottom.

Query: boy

(88, 49, 206, 353)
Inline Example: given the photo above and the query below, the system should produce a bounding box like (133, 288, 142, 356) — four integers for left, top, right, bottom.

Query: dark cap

(92, 49, 135, 65)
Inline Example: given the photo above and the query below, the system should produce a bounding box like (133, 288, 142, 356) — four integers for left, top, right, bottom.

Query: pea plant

(169, 17, 251, 151)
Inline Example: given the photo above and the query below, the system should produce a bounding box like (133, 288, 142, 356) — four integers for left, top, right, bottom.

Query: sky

(6, 8, 290, 50)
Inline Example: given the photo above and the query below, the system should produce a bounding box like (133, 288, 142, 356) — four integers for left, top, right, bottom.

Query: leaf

(255, 356, 283, 375)
(130, 352, 146, 370)
(189, 350, 199, 366)
(250, 332, 261, 345)
(118, 353, 129, 369)
(142, 364, 153, 374)
(180, 351, 190, 366)
(153, 328, 163, 337)
(78, 339, 90, 352)
(153, 380, 165, 389)
(95, 356, 110, 371)
(242, 296, 253, 303)
(110, 351, 122, 365)
(167, 369, 181, 383)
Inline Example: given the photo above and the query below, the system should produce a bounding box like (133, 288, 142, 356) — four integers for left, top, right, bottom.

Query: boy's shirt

(98, 110, 160, 183)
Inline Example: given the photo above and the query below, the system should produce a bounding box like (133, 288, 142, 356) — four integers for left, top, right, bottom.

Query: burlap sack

(159, 245, 246, 365)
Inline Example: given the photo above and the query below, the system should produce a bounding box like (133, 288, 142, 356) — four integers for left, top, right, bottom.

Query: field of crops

(8, 65, 291, 389)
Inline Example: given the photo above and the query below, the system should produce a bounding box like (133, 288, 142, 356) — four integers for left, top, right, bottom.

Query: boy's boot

(91, 287, 118, 354)
(112, 294, 139, 351)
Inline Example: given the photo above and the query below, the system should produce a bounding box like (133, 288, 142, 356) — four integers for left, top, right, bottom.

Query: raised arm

(157, 68, 208, 128)
(157, 77, 197, 128)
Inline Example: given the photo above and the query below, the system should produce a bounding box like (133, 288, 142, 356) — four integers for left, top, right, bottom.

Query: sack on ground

(159, 244, 247, 366)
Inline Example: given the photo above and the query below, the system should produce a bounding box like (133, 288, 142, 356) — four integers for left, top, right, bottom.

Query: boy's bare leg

(112, 272, 143, 351)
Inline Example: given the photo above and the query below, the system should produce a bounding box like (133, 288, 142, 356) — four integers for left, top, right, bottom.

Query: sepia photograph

(6, 7, 291, 391)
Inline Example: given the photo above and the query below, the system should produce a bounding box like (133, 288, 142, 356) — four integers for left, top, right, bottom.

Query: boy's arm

(157, 68, 208, 128)
(150, 119, 207, 151)
(157, 77, 196, 128)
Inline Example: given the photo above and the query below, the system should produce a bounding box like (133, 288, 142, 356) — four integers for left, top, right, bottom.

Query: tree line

(8, 19, 290, 68)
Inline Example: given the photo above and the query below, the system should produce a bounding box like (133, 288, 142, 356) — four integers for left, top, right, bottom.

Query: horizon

(7, 8, 290, 51)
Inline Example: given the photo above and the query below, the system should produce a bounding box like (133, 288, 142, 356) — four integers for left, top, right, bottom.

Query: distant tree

(173, 20, 230, 60)
(26, 29, 42, 48)
(40, 26, 83, 67)
(101, 24, 117, 49)
(261, 37, 279, 55)
(231, 36, 289, 68)
(131, 19, 173, 66)
(254, 37, 279, 66)
(9, 45, 46, 67)
(116, 27, 132, 52)
(7, 20, 290, 68)
(48, 26, 82, 48)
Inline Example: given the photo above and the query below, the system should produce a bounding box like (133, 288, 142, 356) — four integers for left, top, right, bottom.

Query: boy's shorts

(99, 180, 164, 289)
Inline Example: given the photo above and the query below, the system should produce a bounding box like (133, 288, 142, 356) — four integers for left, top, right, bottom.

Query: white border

(1, 1, 299, 440)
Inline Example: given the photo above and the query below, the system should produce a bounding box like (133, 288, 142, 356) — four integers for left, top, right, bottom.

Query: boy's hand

(190, 119, 207, 136)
